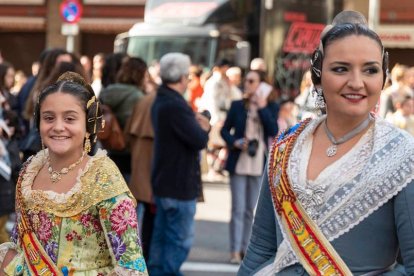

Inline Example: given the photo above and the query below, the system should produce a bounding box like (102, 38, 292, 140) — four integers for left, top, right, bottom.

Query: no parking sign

(60, 0, 83, 24)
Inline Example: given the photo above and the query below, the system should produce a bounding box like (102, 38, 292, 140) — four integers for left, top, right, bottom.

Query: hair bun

(332, 10, 368, 26)
(57, 71, 95, 95)
(57, 71, 87, 86)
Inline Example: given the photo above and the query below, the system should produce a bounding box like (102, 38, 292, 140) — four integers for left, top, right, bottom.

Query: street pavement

(181, 177, 240, 276)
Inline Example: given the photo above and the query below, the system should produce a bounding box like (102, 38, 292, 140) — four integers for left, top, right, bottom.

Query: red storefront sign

(283, 22, 325, 54)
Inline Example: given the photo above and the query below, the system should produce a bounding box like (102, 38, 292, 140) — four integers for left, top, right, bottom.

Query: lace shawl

(267, 116, 414, 273)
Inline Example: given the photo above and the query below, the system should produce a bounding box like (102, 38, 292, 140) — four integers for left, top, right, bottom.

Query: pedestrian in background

(126, 87, 158, 261)
(149, 53, 210, 276)
(99, 56, 147, 181)
(221, 69, 278, 264)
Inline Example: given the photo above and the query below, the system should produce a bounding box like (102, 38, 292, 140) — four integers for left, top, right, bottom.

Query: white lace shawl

(257, 116, 414, 274)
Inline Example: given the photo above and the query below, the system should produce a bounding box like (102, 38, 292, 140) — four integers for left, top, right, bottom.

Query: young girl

(0, 72, 147, 275)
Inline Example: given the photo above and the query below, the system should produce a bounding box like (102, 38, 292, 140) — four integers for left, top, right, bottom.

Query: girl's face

(244, 71, 261, 97)
(40, 92, 86, 159)
(4, 67, 15, 89)
(321, 35, 384, 122)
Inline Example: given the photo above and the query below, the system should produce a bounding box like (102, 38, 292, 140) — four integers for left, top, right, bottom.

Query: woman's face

(244, 71, 261, 97)
(4, 67, 15, 89)
(40, 92, 86, 159)
(321, 35, 384, 122)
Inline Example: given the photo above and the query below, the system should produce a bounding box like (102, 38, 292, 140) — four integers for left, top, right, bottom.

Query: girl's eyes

(43, 116, 54, 122)
(42, 116, 77, 122)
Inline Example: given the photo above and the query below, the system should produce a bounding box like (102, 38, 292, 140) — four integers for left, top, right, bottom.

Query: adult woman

(99, 56, 147, 180)
(238, 11, 414, 275)
(0, 62, 16, 112)
(0, 72, 148, 275)
(220, 70, 278, 264)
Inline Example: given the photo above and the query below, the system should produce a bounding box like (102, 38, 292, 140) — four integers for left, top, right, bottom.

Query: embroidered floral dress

(0, 149, 148, 275)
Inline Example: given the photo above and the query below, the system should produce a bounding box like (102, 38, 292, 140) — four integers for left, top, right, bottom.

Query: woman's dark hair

(0, 62, 13, 91)
(311, 22, 388, 87)
(101, 53, 127, 88)
(34, 72, 103, 151)
(24, 48, 72, 120)
(116, 56, 148, 89)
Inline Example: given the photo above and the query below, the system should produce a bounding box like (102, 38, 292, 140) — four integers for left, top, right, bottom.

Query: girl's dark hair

(311, 23, 388, 87)
(34, 72, 103, 151)
(116, 56, 148, 89)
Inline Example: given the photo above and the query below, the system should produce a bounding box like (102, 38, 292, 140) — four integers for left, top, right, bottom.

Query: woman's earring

(41, 139, 45, 150)
(313, 87, 326, 109)
(84, 133, 91, 153)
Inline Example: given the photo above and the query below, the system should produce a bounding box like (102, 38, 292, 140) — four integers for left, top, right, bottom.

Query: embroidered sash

(268, 119, 352, 276)
(16, 160, 61, 276)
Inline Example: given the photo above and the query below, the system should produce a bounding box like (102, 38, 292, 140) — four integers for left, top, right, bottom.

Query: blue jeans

(148, 196, 197, 276)
(230, 174, 261, 253)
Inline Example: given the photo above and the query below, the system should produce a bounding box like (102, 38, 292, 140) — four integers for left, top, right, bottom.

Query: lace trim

(270, 117, 414, 271)
(21, 149, 132, 217)
(0, 242, 17, 266)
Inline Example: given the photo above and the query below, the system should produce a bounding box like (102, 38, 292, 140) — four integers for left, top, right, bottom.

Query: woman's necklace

(47, 152, 85, 183)
(323, 114, 373, 157)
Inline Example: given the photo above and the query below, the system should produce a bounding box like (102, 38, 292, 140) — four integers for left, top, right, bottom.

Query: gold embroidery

(21, 150, 134, 217)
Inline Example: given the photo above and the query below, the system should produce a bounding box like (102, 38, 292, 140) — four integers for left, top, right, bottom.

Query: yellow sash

(16, 160, 61, 276)
(268, 119, 352, 276)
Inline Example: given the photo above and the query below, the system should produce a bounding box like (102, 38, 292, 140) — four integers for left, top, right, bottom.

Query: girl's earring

(84, 133, 91, 153)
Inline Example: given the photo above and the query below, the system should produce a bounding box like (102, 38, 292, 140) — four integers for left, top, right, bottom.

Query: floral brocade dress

(0, 149, 148, 275)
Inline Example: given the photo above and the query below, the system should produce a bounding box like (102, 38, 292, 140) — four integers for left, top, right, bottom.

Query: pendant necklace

(47, 152, 86, 183)
(323, 114, 373, 157)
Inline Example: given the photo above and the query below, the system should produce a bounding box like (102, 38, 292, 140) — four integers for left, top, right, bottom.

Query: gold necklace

(47, 152, 85, 183)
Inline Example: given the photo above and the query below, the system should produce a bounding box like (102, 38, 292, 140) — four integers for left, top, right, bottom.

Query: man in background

(149, 52, 210, 276)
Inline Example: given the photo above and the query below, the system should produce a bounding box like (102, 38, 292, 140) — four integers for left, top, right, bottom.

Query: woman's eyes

(364, 67, 380, 74)
(330, 66, 380, 74)
(331, 66, 347, 73)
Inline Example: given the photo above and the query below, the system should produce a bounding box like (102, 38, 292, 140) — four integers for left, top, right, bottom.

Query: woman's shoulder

(376, 117, 414, 146)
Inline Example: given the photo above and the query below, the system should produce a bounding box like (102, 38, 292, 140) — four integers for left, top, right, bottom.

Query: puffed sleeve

(238, 171, 278, 275)
(394, 181, 414, 274)
(97, 193, 148, 276)
(0, 213, 25, 275)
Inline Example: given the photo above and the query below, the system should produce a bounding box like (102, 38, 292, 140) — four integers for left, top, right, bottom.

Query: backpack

(97, 104, 126, 151)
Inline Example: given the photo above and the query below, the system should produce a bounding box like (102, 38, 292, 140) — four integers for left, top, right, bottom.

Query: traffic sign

(60, 0, 83, 24)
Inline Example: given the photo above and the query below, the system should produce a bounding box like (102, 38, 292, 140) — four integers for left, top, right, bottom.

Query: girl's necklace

(323, 114, 373, 157)
(47, 152, 85, 183)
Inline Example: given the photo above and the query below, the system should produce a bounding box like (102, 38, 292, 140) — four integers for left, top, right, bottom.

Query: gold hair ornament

(86, 97, 104, 141)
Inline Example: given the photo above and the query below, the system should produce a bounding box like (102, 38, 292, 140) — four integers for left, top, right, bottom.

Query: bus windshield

(127, 36, 215, 68)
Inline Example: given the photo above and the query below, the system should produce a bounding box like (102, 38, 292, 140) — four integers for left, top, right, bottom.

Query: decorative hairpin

(87, 96, 96, 109)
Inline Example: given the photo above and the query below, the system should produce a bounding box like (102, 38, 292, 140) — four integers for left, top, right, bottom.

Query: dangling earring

(313, 87, 326, 109)
(41, 139, 45, 150)
(84, 133, 91, 153)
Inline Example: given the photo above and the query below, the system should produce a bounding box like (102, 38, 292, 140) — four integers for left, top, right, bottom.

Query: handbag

(97, 104, 126, 151)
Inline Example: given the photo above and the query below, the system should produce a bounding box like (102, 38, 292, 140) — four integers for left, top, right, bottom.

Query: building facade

(0, 0, 145, 74)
